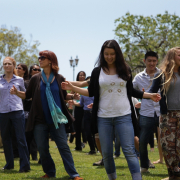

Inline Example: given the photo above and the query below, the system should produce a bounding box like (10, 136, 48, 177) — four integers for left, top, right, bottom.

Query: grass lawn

(0, 140, 168, 180)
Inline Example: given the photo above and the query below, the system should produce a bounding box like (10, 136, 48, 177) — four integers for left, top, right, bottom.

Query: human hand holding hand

(87, 103, 93, 109)
(135, 102, 141, 109)
(73, 93, 80, 100)
(68, 100, 74, 107)
(150, 93, 161, 102)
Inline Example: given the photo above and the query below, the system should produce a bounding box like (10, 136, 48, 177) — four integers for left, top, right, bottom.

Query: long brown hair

(158, 47, 180, 94)
(17, 63, 29, 80)
(3, 57, 17, 75)
(95, 40, 130, 81)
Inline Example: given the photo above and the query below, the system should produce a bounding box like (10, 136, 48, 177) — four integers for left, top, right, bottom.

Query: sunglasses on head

(33, 68, 41, 72)
(38, 56, 48, 61)
(16, 67, 23, 70)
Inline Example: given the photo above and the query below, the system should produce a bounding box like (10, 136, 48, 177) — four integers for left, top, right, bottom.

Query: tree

(114, 11, 180, 73)
(0, 26, 40, 69)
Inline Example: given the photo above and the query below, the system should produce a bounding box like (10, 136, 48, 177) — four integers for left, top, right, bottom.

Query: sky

(0, 0, 179, 81)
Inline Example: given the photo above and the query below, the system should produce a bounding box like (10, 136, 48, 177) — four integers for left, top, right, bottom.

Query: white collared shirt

(133, 68, 160, 117)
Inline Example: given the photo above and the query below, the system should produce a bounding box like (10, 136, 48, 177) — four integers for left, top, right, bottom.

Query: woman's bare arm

(69, 81, 88, 87)
(143, 92, 161, 102)
(62, 81, 89, 96)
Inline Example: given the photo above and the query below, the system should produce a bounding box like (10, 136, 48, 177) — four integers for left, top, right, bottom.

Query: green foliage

(114, 11, 180, 71)
(0, 26, 40, 68)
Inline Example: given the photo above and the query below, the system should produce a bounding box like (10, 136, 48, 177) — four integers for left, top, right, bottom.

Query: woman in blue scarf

(10, 50, 83, 180)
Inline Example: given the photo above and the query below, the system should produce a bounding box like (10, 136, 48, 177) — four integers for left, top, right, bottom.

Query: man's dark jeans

(139, 113, 159, 169)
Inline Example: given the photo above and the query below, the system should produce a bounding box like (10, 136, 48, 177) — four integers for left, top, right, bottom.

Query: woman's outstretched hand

(61, 81, 73, 91)
(10, 85, 18, 95)
(150, 93, 161, 102)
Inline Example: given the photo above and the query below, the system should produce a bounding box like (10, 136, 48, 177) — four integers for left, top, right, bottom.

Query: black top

(149, 73, 167, 115)
(23, 80, 32, 112)
(25, 73, 74, 132)
(88, 67, 144, 136)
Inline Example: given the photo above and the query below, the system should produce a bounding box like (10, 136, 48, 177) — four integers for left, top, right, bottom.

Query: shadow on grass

(94, 165, 127, 170)
(115, 165, 127, 170)
(0, 170, 19, 174)
(22, 175, 70, 180)
(95, 166, 105, 169)
(142, 173, 168, 178)
(29, 163, 42, 166)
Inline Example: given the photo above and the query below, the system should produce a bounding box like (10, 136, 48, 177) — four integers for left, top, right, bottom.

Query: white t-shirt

(97, 68, 131, 117)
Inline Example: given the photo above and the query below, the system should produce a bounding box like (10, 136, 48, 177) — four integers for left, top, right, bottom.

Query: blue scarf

(42, 70, 68, 129)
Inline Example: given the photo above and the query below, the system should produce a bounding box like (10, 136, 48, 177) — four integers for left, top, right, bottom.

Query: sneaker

(149, 160, 155, 168)
(161, 177, 180, 180)
(86, 150, 96, 155)
(140, 167, 149, 173)
(93, 159, 104, 166)
(113, 155, 119, 159)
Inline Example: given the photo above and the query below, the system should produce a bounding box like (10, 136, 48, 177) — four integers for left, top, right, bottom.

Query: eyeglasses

(32, 68, 41, 72)
(38, 56, 48, 61)
(16, 67, 23, 70)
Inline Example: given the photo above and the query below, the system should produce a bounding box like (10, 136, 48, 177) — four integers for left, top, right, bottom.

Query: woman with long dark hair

(16, 63, 29, 80)
(73, 71, 87, 150)
(61, 40, 161, 180)
(10, 50, 83, 179)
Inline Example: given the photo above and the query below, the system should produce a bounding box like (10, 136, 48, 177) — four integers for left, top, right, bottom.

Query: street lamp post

(69, 56, 79, 81)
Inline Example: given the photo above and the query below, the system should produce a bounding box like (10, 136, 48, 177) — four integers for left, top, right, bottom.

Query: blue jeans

(114, 129, 121, 156)
(139, 113, 159, 168)
(34, 123, 79, 178)
(0, 110, 30, 170)
(98, 114, 141, 180)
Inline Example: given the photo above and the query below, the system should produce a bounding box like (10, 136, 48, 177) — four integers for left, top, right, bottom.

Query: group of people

(0, 52, 83, 179)
(0, 39, 179, 180)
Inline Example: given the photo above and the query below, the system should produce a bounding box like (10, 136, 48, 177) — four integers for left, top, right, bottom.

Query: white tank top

(97, 68, 131, 117)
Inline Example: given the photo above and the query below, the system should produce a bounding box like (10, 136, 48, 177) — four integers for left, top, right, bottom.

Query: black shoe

(1, 167, 14, 170)
(81, 143, 85, 149)
(113, 155, 120, 159)
(19, 169, 30, 173)
(38, 158, 41, 164)
(86, 150, 96, 155)
(73, 147, 82, 151)
(93, 159, 104, 166)
(32, 158, 38, 161)
(149, 160, 155, 168)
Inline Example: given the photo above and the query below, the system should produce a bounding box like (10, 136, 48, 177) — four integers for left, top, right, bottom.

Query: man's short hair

(145, 51, 158, 60)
